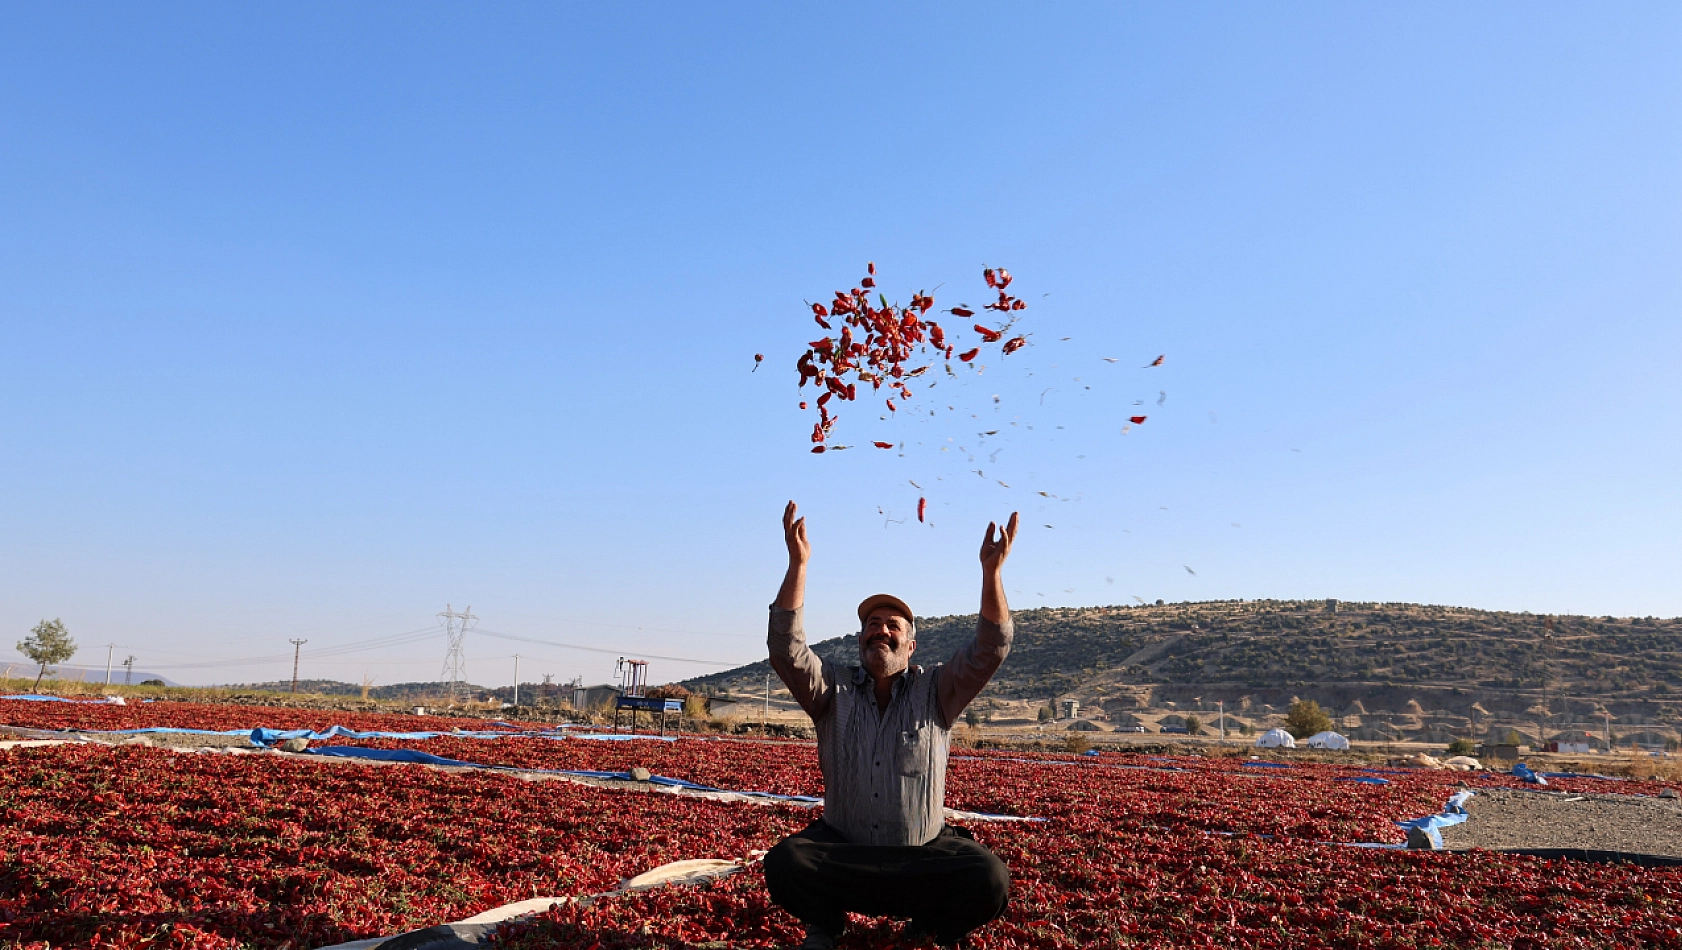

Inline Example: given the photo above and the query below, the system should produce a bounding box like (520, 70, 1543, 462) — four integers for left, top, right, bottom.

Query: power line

(474, 628, 740, 667)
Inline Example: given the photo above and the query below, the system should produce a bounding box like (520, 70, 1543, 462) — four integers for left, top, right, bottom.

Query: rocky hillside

(683, 599, 1682, 744)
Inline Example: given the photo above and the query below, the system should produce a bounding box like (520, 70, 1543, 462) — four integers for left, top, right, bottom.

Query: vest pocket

(894, 729, 929, 775)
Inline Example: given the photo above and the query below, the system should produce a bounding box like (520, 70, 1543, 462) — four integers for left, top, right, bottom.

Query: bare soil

(1441, 787, 1682, 859)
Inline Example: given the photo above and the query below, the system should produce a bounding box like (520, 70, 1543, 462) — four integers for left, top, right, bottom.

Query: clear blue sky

(3, 4, 1678, 688)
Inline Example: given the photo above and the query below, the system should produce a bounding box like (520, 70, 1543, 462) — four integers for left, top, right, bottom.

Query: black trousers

(763, 819, 1011, 942)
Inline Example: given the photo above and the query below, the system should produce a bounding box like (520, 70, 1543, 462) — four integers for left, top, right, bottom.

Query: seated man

(764, 501, 1019, 949)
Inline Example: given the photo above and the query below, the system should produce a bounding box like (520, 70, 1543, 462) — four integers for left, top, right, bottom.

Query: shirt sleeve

(768, 604, 833, 721)
(935, 615, 1014, 728)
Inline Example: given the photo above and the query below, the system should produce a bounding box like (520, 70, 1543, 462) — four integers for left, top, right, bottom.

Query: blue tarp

(1242, 761, 1293, 768)
(1338, 777, 1390, 785)
(1, 694, 110, 704)
(311, 746, 480, 767)
(307, 745, 824, 803)
(1395, 790, 1477, 849)
(1513, 762, 1548, 786)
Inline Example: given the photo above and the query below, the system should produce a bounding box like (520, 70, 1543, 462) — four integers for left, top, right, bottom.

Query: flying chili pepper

(917, 497, 927, 522)
(950, 306, 974, 318)
(1130, 415, 1147, 424)
(974, 324, 1002, 343)
(753, 354, 763, 371)
(1002, 336, 1027, 355)
(958, 348, 980, 362)
(1145, 355, 1165, 367)
(873, 441, 895, 449)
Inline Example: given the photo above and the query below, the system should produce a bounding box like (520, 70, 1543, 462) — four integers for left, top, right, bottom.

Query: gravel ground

(1441, 787, 1682, 858)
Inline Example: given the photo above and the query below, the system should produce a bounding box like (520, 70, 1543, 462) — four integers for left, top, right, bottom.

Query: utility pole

(1540, 617, 1554, 750)
(513, 654, 520, 707)
(762, 672, 770, 738)
(122, 656, 136, 685)
(438, 604, 477, 703)
(1217, 700, 1225, 743)
(289, 639, 307, 693)
(104, 644, 115, 686)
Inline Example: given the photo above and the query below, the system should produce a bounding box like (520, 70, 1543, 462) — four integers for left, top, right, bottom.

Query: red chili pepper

(811, 445, 826, 453)
(958, 347, 980, 362)
(917, 497, 927, 522)
(974, 324, 1002, 343)
(950, 307, 974, 318)
(873, 441, 894, 449)
(1130, 415, 1147, 424)
(1002, 336, 1027, 355)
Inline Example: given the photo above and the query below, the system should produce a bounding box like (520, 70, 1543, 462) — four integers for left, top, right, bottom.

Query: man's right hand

(776, 500, 809, 611)
(783, 500, 810, 566)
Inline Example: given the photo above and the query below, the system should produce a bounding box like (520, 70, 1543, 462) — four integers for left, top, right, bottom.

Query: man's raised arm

(768, 500, 832, 721)
(937, 512, 1019, 728)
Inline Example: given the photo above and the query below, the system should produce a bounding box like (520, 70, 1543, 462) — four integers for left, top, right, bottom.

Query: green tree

(1037, 704, 1054, 722)
(1445, 737, 1476, 757)
(18, 619, 76, 692)
(1184, 714, 1203, 736)
(1284, 699, 1332, 739)
(965, 706, 981, 728)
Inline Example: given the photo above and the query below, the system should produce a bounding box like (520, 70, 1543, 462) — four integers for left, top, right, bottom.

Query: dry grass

(1618, 751, 1682, 782)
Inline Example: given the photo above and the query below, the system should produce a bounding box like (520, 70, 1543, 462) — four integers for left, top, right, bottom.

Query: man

(764, 500, 1019, 949)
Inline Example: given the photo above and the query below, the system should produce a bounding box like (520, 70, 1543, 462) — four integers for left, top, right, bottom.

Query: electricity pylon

(438, 604, 477, 702)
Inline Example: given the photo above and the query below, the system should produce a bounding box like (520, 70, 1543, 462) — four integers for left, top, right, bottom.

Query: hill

(682, 599, 1682, 745)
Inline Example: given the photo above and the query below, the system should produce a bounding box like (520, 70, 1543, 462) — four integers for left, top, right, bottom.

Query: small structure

(1480, 742, 1520, 763)
(1305, 731, 1350, 751)
(572, 683, 619, 710)
(1061, 700, 1081, 720)
(1256, 728, 1296, 749)
(612, 658, 681, 736)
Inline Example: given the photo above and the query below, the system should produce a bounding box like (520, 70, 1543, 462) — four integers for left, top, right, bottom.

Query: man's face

(860, 608, 915, 679)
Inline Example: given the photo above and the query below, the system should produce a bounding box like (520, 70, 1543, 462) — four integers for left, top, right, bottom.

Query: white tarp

(1305, 731, 1349, 750)
(1255, 728, 1296, 749)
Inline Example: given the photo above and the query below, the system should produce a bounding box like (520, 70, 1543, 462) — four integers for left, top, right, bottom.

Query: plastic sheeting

(308, 745, 822, 802)
(1513, 762, 1549, 786)
(1, 694, 113, 704)
(1305, 731, 1350, 750)
(1337, 777, 1390, 785)
(311, 747, 480, 768)
(304, 745, 1042, 823)
(1255, 728, 1296, 749)
(1395, 790, 1476, 849)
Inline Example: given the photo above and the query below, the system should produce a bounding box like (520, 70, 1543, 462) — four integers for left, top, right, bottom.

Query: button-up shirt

(768, 605, 1013, 846)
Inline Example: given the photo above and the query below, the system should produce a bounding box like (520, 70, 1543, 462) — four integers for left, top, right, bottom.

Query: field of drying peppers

(3, 699, 1681, 949)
